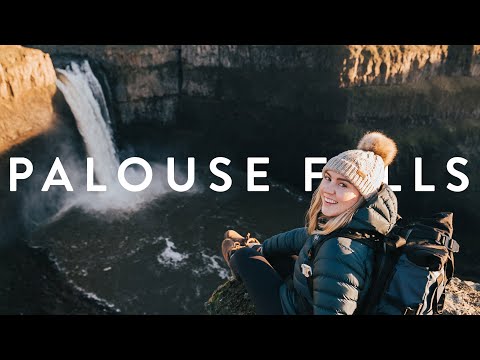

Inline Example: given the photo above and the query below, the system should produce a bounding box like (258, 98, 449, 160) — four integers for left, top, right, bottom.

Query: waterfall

(56, 61, 119, 186)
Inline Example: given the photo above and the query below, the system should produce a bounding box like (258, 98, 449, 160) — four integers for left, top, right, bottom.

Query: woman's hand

(245, 236, 261, 248)
(248, 243, 263, 255)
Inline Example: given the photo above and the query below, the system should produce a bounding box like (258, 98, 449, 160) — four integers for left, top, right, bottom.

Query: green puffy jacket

(262, 184, 398, 315)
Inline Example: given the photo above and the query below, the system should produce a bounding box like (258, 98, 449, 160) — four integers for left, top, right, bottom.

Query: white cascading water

(56, 61, 119, 186)
(53, 60, 174, 215)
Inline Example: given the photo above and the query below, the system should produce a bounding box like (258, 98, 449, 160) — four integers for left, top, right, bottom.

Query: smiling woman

(319, 170, 361, 217)
(306, 131, 397, 236)
(220, 131, 400, 315)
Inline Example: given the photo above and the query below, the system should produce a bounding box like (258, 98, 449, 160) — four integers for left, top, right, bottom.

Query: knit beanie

(322, 131, 398, 200)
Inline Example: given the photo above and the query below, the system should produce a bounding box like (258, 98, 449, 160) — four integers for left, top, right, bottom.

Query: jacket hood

(347, 183, 399, 235)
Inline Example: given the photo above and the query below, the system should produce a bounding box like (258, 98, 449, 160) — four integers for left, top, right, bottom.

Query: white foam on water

(157, 238, 189, 269)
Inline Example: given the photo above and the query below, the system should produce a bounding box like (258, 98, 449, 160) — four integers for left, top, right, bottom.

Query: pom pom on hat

(357, 131, 397, 167)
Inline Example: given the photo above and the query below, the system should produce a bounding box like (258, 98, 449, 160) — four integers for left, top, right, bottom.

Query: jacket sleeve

(261, 227, 309, 257)
(312, 237, 373, 315)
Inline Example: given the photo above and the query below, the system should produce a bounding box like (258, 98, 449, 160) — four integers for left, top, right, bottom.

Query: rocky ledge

(205, 276, 480, 315)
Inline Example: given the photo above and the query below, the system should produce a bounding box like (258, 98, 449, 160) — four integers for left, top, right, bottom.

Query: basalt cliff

(0, 45, 56, 153)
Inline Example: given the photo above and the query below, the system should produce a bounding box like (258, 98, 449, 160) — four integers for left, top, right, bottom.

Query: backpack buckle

(403, 304, 423, 315)
(301, 264, 312, 278)
(442, 235, 460, 253)
(450, 238, 460, 253)
(403, 307, 416, 315)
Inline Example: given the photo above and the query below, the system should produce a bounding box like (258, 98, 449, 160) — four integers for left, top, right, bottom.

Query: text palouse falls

(9, 156, 469, 193)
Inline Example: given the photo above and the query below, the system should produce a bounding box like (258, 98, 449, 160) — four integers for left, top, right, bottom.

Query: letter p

(10, 157, 33, 191)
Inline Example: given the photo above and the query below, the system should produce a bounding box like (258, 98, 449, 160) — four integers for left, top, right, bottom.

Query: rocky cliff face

(340, 45, 449, 87)
(0, 45, 56, 100)
(32, 45, 180, 126)
(30, 45, 480, 123)
(31, 45, 479, 124)
(31, 45, 350, 126)
(470, 45, 480, 76)
(0, 46, 85, 246)
(205, 276, 480, 315)
(0, 45, 57, 153)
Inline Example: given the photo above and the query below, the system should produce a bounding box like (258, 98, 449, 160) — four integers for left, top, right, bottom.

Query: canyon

(1, 45, 480, 314)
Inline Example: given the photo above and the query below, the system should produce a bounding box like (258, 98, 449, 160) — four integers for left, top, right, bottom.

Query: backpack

(309, 212, 460, 315)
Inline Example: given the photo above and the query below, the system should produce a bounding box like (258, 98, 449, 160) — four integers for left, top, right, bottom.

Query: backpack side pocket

(376, 254, 442, 315)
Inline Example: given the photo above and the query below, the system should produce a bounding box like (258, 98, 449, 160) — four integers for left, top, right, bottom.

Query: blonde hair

(305, 185, 365, 235)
